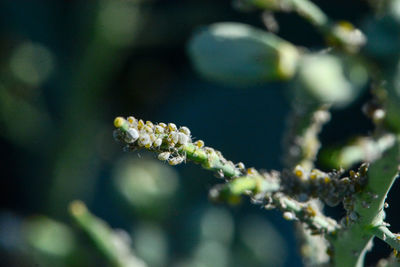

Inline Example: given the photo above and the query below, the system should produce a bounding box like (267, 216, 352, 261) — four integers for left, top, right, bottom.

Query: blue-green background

(0, 0, 396, 266)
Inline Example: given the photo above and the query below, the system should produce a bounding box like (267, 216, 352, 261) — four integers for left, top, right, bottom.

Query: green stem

(182, 143, 242, 178)
(282, 103, 332, 266)
(372, 226, 400, 252)
(322, 134, 396, 169)
(289, 0, 328, 26)
(69, 201, 147, 267)
(210, 176, 338, 233)
(247, 0, 365, 52)
(331, 138, 400, 267)
(273, 194, 338, 233)
(283, 105, 330, 171)
(210, 174, 279, 199)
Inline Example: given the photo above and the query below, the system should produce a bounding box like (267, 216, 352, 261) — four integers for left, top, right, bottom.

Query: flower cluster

(113, 116, 192, 165)
(113, 116, 249, 178)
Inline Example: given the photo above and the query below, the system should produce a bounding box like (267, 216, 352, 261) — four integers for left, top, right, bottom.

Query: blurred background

(0, 0, 397, 266)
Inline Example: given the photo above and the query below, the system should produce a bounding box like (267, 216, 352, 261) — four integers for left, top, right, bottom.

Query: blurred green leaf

(132, 223, 168, 267)
(113, 157, 179, 216)
(188, 22, 299, 86)
(23, 216, 76, 260)
(292, 54, 368, 108)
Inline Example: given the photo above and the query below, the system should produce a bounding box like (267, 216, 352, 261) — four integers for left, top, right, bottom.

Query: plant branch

(209, 174, 339, 234)
(282, 102, 333, 266)
(330, 137, 400, 267)
(113, 116, 400, 267)
(237, 0, 366, 52)
(372, 226, 400, 252)
(113, 116, 341, 235)
(114, 116, 367, 206)
(283, 104, 330, 171)
(69, 200, 147, 267)
(321, 133, 396, 169)
(182, 143, 242, 178)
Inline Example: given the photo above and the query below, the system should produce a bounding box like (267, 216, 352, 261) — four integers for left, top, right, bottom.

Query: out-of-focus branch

(321, 134, 396, 169)
(69, 200, 147, 267)
(235, 0, 366, 52)
(282, 102, 332, 266)
(283, 105, 331, 171)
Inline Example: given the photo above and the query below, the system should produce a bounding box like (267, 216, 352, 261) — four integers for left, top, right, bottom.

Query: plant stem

(245, 0, 365, 52)
(330, 138, 400, 266)
(372, 226, 400, 252)
(181, 143, 242, 178)
(69, 200, 147, 267)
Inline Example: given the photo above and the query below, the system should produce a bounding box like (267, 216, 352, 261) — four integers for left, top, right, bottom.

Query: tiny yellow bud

(168, 123, 177, 132)
(247, 168, 256, 175)
(237, 162, 245, 171)
(337, 20, 354, 30)
(310, 169, 317, 180)
(143, 125, 153, 133)
(194, 140, 205, 149)
(146, 121, 154, 128)
(138, 119, 145, 130)
(114, 117, 125, 128)
(306, 205, 316, 217)
(155, 125, 165, 134)
(127, 116, 136, 124)
(294, 165, 304, 178)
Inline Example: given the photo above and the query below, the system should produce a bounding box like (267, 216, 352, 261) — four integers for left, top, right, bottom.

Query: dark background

(0, 0, 396, 266)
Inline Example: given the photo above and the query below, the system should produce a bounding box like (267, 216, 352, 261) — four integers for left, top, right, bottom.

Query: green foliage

(3, 0, 400, 267)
